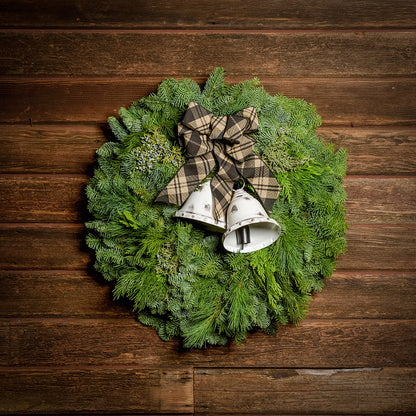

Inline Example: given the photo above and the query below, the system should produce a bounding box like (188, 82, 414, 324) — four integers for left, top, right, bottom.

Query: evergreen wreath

(86, 68, 347, 349)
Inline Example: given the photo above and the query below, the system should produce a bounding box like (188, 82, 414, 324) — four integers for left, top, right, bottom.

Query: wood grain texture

(1, 0, 415, 29)
(308, 272, 416, 319)
(0, 224, 414, 270)
(0, 367, 194, 414)
(1, 125, 415, 175)
(339, 225, 416, 270)
(0, 175, 415, 224)
(0, 324, 9, 365)
(345, 176, 416, 224)
(1, 32, 415, 77)
(1, 78, 415, 125)
(0, 124, 106, 174)
(2, 271, 414, 320)
(0, 175, 87, 223)
(319, 127, 416, 174)
(0, 224, 89, 270)
(3, 319, 415, 368)
(194, 367, 416, 414)
(0, 270, 132, 318)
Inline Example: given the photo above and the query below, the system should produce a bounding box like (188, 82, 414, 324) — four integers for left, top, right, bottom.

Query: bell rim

(225, 216, 281, 236)
(222, 217, 281, 253)
(223, 238, 278, 253)
(175, 210, 227, 232)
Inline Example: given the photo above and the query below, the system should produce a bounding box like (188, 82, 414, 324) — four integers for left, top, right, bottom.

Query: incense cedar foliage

(85, 68, 348, 349)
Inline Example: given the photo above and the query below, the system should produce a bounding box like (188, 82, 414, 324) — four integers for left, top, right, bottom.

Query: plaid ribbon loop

(156, 101, 281, 221)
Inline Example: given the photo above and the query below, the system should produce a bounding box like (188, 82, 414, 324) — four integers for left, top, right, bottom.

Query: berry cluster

(132, 131, 184, 173)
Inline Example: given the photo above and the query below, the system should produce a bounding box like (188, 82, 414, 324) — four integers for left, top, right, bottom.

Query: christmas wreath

(86, 68, 347, 348)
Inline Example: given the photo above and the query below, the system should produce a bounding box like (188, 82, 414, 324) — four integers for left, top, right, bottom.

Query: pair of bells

(175, 181, 281, 253)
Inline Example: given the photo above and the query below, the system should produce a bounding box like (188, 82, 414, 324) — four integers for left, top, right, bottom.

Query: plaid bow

(156, 101, 281, 220)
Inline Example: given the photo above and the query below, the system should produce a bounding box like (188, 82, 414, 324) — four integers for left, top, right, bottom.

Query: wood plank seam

(3, 317, 415, 323)
(2, 28, 416, 33)
(2, 75, 415, 82)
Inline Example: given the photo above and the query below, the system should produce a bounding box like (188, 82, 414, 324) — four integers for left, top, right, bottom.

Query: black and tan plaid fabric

(156, 101, 281, 220)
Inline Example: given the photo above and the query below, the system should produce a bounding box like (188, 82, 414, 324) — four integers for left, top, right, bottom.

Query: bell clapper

(222, 186, 281, 253)
(236, 225, 251, 250)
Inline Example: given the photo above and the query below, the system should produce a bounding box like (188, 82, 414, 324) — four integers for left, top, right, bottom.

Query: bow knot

(156, 101, 281, 221)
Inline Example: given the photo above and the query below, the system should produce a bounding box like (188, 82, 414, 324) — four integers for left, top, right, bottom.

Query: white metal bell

(175, 180, 226, 232)
(222, 188, 281, 253)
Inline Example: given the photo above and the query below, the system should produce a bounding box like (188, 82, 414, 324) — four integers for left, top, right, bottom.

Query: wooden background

(0, 1, 415, 414)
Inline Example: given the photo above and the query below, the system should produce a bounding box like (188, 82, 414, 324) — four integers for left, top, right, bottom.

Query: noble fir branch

(119, 107, 142, 132)
(200, 67, 229, 101)
(108, 116, 128, 140)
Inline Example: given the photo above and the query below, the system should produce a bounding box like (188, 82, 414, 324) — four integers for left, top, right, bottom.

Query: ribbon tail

(210, 141, 241, 220)
(239, 153, 281, 212)
(210, 176, 234, 221)
(155, 154, 215, 206)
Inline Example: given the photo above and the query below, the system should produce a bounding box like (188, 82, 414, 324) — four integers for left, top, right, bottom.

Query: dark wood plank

(0, 324, 9, 365)
(0, 78, 157, 124)
(345, 176, 416, 224)
(5, 319, 416, 367)
(0, 367, 194, 414)
(0, 175, 87, 223)
(0, 124, 106, 174)
(1, 0, 415, 29)
(319, 127, 416, 174)
(1, 78, 415, 126)
(0, 174, 415, 223)
(1, 32, 415, 77)
(0, 270, 131, 318)
(0, 224, 89, 270)
(194, 367, 416, 414)
(308, 272, 416, 319)
(1, 125, 415, 175)
(2, 271, 415, 320)
(0, 224, 414, 270)
(339, 225, 416, 270)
